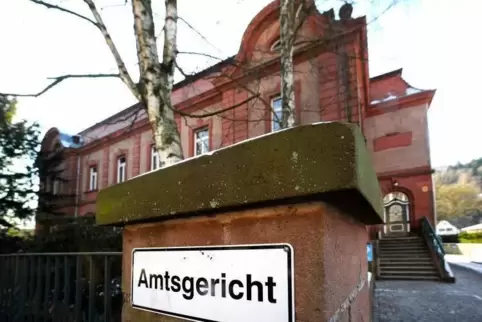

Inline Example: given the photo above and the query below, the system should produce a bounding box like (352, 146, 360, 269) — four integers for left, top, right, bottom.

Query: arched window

(383, 191, 409, 204)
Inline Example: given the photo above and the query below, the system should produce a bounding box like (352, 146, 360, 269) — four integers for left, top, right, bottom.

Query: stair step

(382, 236, 421, 239)
(380, 244, 425, 248)
(380, 264, 435, 268)
(381, 238, 422, 240)
(380, 271, 438, 276)
(380, 252, 430, 256)
(380, 251, 430, 255)
(380, 267, 437, 273)
(380, 250, 427, 253)
(380, 247, 428, 252)
(380, 261, 434, 265)
(378, 241, 425, 246)
(380, 249, 428, 252)
(380, 255, 431, 259)
(380, 243, 425, 247)
(378, 275, 440, 281)
(380, 238, 422, 243)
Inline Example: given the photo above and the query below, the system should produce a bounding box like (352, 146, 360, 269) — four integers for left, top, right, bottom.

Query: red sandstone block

(373, 132, 413, 152)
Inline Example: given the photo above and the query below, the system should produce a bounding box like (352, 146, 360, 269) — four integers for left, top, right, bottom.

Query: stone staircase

(378, 236, 440, 281)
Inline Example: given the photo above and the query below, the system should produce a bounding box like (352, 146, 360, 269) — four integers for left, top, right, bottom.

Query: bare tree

(279, 0, 297, 128)
(1, 0, 401, 157)
(2, 0, 185, 165)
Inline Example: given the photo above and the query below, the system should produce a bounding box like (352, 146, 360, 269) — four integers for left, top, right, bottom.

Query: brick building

(38, 1, 435, 239)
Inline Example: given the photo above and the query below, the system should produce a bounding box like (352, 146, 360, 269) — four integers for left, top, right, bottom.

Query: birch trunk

(132, 0, 183, 166)
(279, 0, 296, 128)
(159, 0, 183, 165)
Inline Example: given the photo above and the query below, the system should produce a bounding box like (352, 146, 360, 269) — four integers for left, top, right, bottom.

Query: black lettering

(137, 269, 148, 288)
(196, 278, 209, 296)
(246, 274, 263, 302)
(137, 269, 275, 303)
(149, 274, 163, 290)
(265, 277, 277, 303)
(182, 276, 194, 300)
(228, 280, 244, 300)
(164, 271, 171, 291)
(210, 279, 219, 296)
(171, 275, 181, 292)
(221, 273, 226, 298)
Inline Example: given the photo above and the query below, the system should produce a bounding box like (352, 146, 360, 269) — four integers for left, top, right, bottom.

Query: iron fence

(0, 252, 122, 322)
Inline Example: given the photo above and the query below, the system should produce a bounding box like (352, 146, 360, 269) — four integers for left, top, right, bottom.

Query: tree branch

(292, 0, 315, 46)
(176, 51, 282, 124)
(177, 51, 224, 61)
(28, 0, 140, 101)
(83, 0, 141, 101)
(0, 74, 119, 98)
(174, 94, 259, 118)
(178, 16, 221, 53)
(29, 0, 98, 27)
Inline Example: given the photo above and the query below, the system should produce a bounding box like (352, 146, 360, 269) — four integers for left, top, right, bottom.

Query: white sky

(1, 0, 481, 168)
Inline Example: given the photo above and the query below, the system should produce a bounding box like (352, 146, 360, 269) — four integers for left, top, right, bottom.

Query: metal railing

(0, 252, 122, 322)
(420, 217, 455, 283)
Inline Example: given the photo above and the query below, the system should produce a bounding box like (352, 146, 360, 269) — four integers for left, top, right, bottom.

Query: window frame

(194, 127, 210, 157)
(89, 166, 98, 191)
(271, 96, 283, 132)
(150, 145, 162, 171)
(117, 155, 127, 183)
(52, 178, 60, 195)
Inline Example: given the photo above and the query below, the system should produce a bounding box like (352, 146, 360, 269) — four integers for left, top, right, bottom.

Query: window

(194, 128, 210, 156)
(151, 145, 162, 171)
(271, 96, 283, 132)
(89, 166, 98, 191)
(52, 179, 60, 195)
(117, 156, 126, 183)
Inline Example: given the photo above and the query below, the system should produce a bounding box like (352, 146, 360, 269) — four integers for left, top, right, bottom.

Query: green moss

(96, 122, 383, 226)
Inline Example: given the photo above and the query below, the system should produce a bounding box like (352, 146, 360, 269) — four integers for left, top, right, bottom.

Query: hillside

(435, 157, 482, 228)
(435, 157, 482, 187)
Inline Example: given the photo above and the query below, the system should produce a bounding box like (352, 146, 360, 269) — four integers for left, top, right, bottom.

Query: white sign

(131, 244, 294, 322)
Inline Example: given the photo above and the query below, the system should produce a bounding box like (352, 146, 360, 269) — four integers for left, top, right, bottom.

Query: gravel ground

(373, 266, 482, 322)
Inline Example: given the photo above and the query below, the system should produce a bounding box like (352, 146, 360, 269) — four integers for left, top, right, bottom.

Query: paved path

(373, 266, 482, 322)
(446, 254, 482, 273)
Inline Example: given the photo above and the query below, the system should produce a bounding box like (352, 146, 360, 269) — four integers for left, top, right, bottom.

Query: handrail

(421, 217, 445, 255)
(420, 216, 455, 282)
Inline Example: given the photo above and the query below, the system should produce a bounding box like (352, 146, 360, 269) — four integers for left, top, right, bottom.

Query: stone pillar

(97, 122, 383, 322)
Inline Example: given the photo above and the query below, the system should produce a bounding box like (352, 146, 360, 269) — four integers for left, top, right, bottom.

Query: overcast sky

(1, 0, 481, 168)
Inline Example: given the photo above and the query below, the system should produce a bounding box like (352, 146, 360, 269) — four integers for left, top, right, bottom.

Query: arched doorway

(383, 191, 410, 237)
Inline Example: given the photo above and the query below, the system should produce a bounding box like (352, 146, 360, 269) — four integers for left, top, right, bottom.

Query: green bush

(459, 231, 482, 244)
(0, 216, 122, 254)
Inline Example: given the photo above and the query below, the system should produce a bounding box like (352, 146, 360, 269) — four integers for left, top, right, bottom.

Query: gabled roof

(369, 68, 435, 106)
(370, 68, 403, 82)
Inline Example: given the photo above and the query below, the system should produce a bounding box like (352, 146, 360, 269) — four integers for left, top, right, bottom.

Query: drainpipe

(431, 173, 437, 225)
(74, 154, 81, 217)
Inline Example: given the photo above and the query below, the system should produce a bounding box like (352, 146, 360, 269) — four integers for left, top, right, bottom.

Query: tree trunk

(132, 0, 183, 166)
(279, 0, 296, 128)
(159, 0, 183, 165)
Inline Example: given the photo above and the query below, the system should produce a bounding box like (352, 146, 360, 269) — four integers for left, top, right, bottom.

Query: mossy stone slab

(96, 122, 383, 226)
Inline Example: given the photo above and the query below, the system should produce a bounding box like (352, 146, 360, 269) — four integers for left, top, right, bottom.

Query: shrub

(459, 231, 482, 243)
(0, 216, 122, 253)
